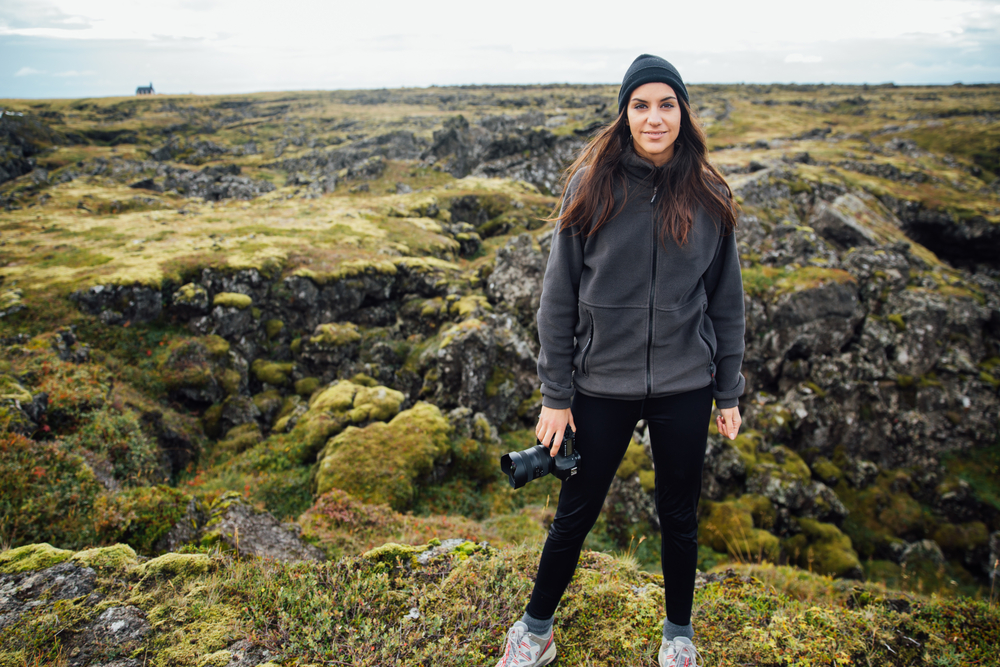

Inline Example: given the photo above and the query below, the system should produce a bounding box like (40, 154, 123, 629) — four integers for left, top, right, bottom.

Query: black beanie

(617, 54, 689, 116)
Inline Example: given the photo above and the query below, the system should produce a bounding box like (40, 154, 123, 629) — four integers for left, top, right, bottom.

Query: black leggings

(526, 384, 714, 627)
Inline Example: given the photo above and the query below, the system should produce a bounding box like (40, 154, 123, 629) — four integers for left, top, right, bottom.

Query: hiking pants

(525, 384, 714, 627)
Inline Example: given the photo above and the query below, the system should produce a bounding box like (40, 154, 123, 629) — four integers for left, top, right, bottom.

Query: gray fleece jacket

(536, 150, 746, 410)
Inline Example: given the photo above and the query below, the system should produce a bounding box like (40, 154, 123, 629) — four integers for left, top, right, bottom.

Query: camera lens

(500, 445, 553, 489)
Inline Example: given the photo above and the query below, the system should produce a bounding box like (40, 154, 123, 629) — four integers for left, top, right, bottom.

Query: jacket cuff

(715, 396, 740, 409)
(541, 395, 573, 410)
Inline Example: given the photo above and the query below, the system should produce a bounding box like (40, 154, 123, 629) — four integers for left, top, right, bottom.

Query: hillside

(1, 82, 999, 664)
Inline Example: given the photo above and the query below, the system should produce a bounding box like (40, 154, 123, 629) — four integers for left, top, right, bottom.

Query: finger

(568, 411, 576, 433)
(551, 426, 565, 457)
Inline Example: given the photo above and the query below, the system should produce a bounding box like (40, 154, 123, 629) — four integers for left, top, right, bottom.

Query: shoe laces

(496, 625, 541, 667)
(673, 640, 700, 667)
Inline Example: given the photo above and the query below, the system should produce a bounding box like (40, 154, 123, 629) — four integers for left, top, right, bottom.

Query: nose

(647, 108, 663, 125)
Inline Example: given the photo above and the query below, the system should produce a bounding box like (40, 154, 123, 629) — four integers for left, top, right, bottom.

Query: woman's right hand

(536, 406, 576, 457)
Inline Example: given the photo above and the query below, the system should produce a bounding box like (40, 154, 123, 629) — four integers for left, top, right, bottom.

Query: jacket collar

(620, 144, 658, 185)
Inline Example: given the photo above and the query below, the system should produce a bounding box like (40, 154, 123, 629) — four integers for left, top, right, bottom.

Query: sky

(2, 0, 999, 99)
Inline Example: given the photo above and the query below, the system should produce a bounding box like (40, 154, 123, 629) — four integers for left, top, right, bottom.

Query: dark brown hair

(555, 96, 738, 245)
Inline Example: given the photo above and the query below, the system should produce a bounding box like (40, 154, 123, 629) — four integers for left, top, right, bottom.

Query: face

(626, 82, 682, 167)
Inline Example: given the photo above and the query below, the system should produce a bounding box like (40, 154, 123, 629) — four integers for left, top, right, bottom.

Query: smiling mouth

(644, 131, 667, 138)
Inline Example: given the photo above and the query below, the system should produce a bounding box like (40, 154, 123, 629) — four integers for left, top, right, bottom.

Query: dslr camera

(500, 430, 581, 489)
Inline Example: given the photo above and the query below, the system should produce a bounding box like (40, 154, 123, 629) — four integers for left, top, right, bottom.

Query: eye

(633, 103, 647, 110)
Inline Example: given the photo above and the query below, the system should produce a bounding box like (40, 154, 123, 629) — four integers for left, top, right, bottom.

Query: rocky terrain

(1, 82, 999, 664)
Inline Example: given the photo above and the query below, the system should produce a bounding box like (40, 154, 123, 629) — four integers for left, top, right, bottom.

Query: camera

(500, 430, 581, 489)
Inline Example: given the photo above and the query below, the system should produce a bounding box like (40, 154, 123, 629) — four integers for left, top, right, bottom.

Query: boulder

(203, 492, 325, 562)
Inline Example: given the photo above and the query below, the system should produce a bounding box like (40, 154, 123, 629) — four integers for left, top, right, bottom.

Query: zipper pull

(651, 186, 657, 203)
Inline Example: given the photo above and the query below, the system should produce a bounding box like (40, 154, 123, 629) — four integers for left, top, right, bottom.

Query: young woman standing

(494, 54, 745, 667)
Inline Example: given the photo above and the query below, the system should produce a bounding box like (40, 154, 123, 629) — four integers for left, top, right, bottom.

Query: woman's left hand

(716, 406, 741, 440)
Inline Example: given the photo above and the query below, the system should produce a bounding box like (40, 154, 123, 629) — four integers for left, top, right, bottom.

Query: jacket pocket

(580, 310, 594, 377)
(697, 302, 717, 364)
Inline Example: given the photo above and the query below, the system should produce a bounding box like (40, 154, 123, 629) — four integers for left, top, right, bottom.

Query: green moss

(0, 543, 73, 574)
(204, 335, 231, 357)
(616, 439, 653, 481)
(310, 322, 361, 347)
(140, 552, 211, 581)
(484, 366, 515, 399)
(782, 518, 862, 578)
(264, 319, 285, 340)
(295, 376, 321, 396)
(0, 375, 33, 403)
(699, 499, 781, 563)
(350, 385, 405, 422)
(219, 368, 242, 395)
(71, 543, 138, 571)
(811, 458, 842, 486)
(212, 292, 253, 309)
(887, 313, 906, 331)
(202, 403, 224, 437)
(932, 521, 989, 552)
(253, 389, 283, 414)
(351, 373, 378, 387)
(316, 402, 451, 510)
(361, 542, 424, 565)
(251, 358, 294, 386)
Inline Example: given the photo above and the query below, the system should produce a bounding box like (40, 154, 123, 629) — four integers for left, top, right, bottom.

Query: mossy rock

(310, 322, 361, 347)
(218, 423, 264, 455)
(0, 374, 33, 404)
(782, 518, 862, 579)
(932, 521, 989, 552)
(0, 543, 73, 574)
(294, 377, 321, 396)
(202, 403, 224, 438)
(140, 552, 211, 581)
(219, 368, 242, 396)
(204, 335, 231, 357)
(350, 385, 405, 422)
(251, 358, 294, 387)
(361, 542, 425, 565)
(316, 402, 451, 510)
(811, 458, 842, 486)
(616, 439, 653, 485)
(699, 500, 781, 563)
(71, 544, 139, 571)
(264, 319, 285, 340)
(253, 389, 283, 415)
(213, 292, 253, 309)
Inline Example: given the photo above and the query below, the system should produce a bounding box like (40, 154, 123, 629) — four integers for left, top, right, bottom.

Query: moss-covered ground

(2, 83, 1000, 661)
(3, 541, 998, 666)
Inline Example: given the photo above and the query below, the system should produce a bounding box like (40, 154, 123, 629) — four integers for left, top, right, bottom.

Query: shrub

(0, 432, 101, 549)
(69, 408, 166, 486)
(92, 485, 191, 554)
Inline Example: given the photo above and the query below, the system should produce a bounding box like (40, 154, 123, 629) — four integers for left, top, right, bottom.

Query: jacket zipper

(645, 186, 657, 396)
(580, 310, 594, 376)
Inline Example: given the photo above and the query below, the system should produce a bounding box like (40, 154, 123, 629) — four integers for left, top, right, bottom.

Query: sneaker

(658, 636, 699, 667)
(494, 620, 557, 667)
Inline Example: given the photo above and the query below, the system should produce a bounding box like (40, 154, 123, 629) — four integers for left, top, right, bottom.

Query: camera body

(500, 430, 581, 489)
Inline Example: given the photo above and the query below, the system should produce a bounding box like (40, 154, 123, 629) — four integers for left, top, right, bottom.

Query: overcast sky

(2, 0, 999, 99)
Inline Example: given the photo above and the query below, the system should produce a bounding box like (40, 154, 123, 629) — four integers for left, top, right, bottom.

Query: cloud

(54, 69, 96, 76)
(785, 54, 824, 63)
(14, 66, 44, 76)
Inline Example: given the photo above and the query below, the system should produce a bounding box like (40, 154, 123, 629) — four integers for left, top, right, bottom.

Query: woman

(494, 54, 745, 667)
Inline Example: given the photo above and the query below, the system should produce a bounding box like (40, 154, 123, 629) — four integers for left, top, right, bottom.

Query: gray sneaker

(494, 620, 556, 667)
(658, 636, 699, 667)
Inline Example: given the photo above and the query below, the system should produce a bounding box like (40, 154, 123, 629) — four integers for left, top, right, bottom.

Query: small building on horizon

(136, 83, 155, 95)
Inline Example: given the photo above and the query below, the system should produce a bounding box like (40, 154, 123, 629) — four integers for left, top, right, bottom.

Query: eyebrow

(631, 96, 677, 104)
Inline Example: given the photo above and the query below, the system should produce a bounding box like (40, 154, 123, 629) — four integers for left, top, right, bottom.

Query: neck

(632, 142, 674, 167)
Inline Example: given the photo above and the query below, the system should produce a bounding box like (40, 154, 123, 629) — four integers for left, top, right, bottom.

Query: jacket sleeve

(703, 225, 746, 409)
(536, 170, 587, 409)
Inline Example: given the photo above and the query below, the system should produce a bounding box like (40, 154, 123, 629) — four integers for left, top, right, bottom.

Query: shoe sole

(538, 642, 557, 666)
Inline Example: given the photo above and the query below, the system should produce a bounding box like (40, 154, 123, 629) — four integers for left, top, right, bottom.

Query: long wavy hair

(555, 96, 738, 246)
